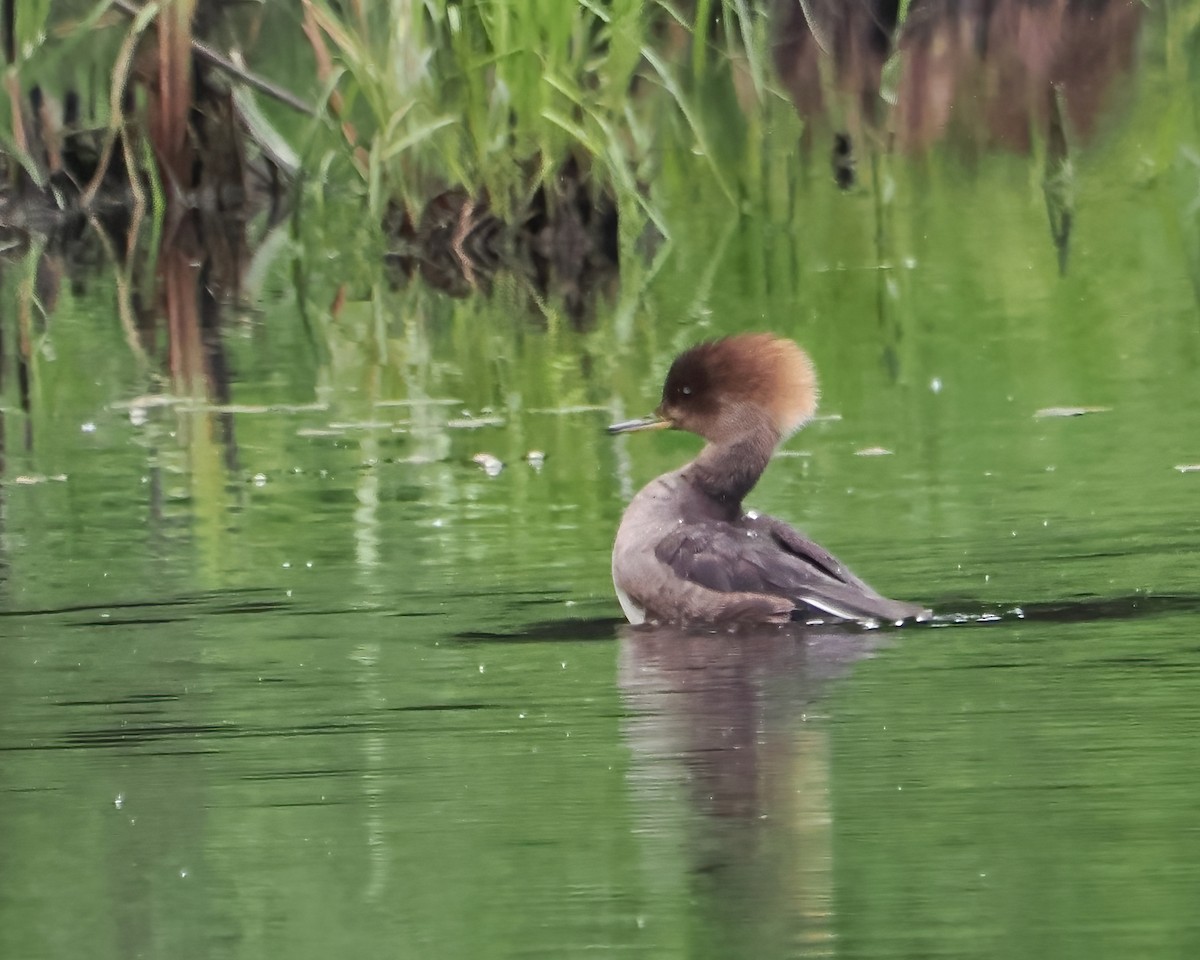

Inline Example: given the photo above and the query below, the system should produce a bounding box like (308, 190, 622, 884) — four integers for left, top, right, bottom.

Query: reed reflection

(619, 623, 883, 956)
(775, 0, 1142, 162)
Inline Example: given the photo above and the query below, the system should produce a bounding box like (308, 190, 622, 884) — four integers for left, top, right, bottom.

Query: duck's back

(612, 470, 929, 625)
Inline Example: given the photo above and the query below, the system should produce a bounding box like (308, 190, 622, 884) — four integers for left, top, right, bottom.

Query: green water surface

(4, 8, 1200, 960)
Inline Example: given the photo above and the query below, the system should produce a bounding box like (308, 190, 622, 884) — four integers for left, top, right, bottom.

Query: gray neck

(688, 420, 780, 509)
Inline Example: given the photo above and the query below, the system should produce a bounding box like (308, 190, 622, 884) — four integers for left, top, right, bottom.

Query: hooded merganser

(608, 333, 930, 626)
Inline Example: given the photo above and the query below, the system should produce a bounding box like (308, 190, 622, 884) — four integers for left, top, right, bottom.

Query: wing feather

(654, 514, 928, 622)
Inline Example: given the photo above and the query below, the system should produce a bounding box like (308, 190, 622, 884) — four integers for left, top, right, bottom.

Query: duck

(608, 333, 929, 626)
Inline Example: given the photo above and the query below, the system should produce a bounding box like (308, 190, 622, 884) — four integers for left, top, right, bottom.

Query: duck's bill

(607, 415, 671, 435)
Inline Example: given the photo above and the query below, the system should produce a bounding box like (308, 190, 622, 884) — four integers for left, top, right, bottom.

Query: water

(5, 7, 1200, 959)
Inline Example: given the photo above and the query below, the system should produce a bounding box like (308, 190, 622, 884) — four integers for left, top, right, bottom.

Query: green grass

(296, 0, 792, 226)
(4, 0, 804, 277)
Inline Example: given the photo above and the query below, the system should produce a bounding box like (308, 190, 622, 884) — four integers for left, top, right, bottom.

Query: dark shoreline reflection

(775, 0, 1142, 156)
(895, 0, 1142, 154)
(618, 623, 884, 957)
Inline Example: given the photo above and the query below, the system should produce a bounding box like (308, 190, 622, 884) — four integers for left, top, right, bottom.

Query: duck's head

(609, 333, 819, 444)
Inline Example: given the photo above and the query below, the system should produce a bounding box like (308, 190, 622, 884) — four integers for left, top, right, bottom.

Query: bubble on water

(81, 422, 97, 433)
(472, 452, 504, 477)
(253, 473, 268, 487)
(114, 793, 124, 810)
(930, 377, 943, 394)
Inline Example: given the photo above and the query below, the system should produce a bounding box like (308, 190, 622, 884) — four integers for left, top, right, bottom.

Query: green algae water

(4, 8, 1200, 960)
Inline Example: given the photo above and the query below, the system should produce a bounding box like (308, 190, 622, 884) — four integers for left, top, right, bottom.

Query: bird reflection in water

(619, 622, 884, 955)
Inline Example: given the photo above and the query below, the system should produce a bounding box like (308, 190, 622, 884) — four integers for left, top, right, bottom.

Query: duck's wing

(654, 515, 929, 623)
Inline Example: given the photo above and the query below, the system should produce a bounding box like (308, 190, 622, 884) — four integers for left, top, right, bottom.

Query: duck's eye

(680, 386, 693, 396)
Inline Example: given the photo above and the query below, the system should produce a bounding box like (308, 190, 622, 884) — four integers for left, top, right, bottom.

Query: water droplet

(253, 473, 267, 486)
(930, 378, 942, 394)
(114, 793, 124, 809)
(81, 422, 97, 433)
